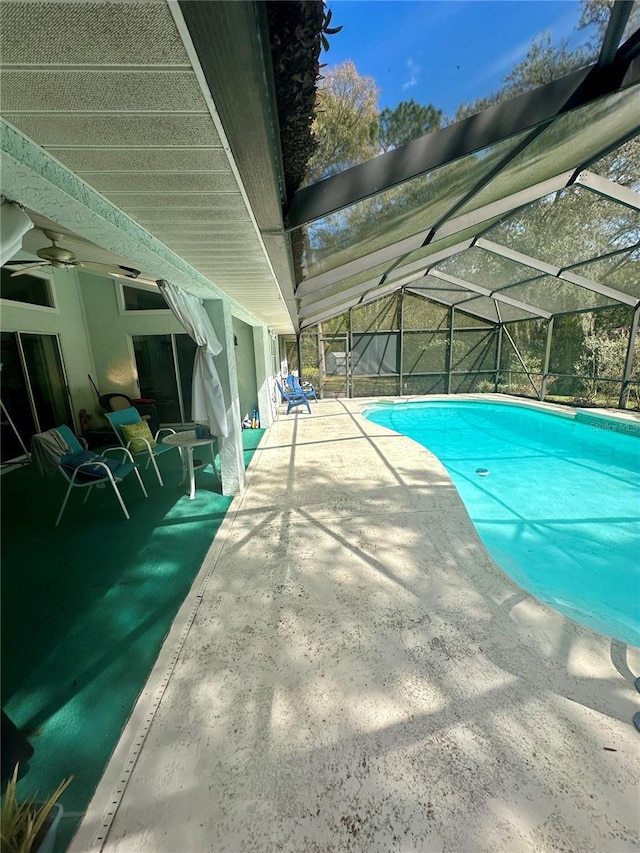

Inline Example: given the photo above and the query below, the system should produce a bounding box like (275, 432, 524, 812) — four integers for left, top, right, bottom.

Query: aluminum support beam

(495, 323, 503, 391)
(475, 238, 560, 276)
(399, 289, 405, 395)
(619, 302, 640, 407)
(432, 172, 577, 242)
(295, 233, 425, 299)
(574, 169, 640, 210)
(347, 311, 353, 398)
(299, 240, 473, 314)
(617, 22, 640, 64)
(428, 269, 552, 318)
(559, 270, 638, 306)
(299, 270, 424, 319)
(300, 279, 404, 329)
(541, 317, 554, 401)
(296, 171, 573, 304)
(301, 228, 638, 331)
(385, 240, 476, 284)
(446, 307, 454, 394)
(405, 288, 498, 324)
(477, 237, 640, 307)
(598, 0, 634, 67)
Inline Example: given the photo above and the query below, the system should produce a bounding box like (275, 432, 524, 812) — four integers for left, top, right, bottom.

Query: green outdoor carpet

(1, 428, 264, 851)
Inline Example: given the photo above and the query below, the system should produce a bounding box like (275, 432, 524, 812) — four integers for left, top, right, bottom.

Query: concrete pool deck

(72, 397, 639, 853)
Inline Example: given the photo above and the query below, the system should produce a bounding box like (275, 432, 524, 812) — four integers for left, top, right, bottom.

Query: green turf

(1, 429, 264, 850)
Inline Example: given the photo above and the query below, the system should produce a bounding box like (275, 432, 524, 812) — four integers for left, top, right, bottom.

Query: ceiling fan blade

(3, 259, 42, 266)
(10, 262, 49, 277)
(80, 261, 142, 278)
(125, 276, 158, 287)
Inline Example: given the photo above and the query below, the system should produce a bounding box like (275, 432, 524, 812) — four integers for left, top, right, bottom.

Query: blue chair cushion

(61, 450, 121, 480)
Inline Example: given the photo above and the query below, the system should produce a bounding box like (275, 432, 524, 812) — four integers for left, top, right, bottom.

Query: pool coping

(361, 392, 640, 436)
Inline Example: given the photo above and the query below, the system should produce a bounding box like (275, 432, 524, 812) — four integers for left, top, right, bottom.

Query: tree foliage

(503, 34, 591, 95)
(307, 63, 444, 179)
(307, 60, 379, 182)
(451, 0, 635, 122)
(378, 99, 442, 152)
(455, 34, 592, 121)
(575, 324, 634, 399)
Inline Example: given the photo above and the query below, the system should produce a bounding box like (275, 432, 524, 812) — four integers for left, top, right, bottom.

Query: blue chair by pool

(287, 374, 318, 402)
(276, 379, 311, 415)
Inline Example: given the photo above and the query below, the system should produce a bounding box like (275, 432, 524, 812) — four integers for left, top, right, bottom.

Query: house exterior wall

(232, 316, 257, 421)
(80, 273, 185, 422)
(253, 325, 276, 428)
(0, 267, 97, 431)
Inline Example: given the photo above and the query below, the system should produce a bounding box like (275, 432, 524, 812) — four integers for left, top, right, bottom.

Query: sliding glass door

(1, 332, 73, 463)
(132, 334, 196, 424)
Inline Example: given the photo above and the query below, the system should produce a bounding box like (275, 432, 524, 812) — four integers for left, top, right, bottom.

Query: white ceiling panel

(82, 174, 239, 193)
(147, 224, 260, 237)
(109, 195, 250, 212)
(2, 114, 221, 147)
(47, 148, 232, 173)
(0, 2, 190, 66)
(0, 70, 208, 112)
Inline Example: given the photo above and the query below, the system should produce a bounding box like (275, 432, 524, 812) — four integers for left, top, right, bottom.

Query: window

(132, 334, 197, 423)
(0, 267, 54, 307)
(0, 331, 73, 462)
(122, 283, 168, 311)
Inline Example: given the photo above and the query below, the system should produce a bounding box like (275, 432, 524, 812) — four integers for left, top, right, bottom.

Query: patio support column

(446, 307, 454, 394)
(296, 334, 303, 380)
(317, 326, 325, 400)
(204, 298, 245, 495)
(278, 336, 288, 377)
(253, 325, 274, 428)
(541, 316, 554, 401)
(619, 303, 640, 409)
(495, 324, 503, 392)
(348, 309, 354, 398)
(399, 289, 405, 396)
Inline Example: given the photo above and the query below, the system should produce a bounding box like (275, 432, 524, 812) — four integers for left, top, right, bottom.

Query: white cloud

(402, 57, 420, 90)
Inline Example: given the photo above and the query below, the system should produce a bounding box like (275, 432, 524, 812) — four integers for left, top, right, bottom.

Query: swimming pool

(363, 399, 640, 646)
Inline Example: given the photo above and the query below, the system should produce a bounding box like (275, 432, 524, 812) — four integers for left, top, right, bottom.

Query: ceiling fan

(3, 229, 143, 280)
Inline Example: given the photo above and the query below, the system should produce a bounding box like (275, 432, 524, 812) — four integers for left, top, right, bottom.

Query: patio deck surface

(70, 398, 639, 853)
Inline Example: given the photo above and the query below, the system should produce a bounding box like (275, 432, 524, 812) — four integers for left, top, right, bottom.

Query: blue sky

(322, 1, 590, 116)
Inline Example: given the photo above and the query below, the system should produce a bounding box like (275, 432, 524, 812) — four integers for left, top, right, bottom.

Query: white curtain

(158, 280, 229, 437)
(1, 202, 33, 265)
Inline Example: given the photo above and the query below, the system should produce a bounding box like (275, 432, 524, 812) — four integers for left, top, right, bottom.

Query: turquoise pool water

(364, 400, 640, 646)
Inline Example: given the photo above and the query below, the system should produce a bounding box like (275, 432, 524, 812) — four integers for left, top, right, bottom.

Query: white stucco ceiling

(0, 0, 296, 333)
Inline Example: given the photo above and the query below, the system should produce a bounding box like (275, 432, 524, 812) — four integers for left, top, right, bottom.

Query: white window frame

(0, 266, 58, 313)
(117, 280, 171, 315)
